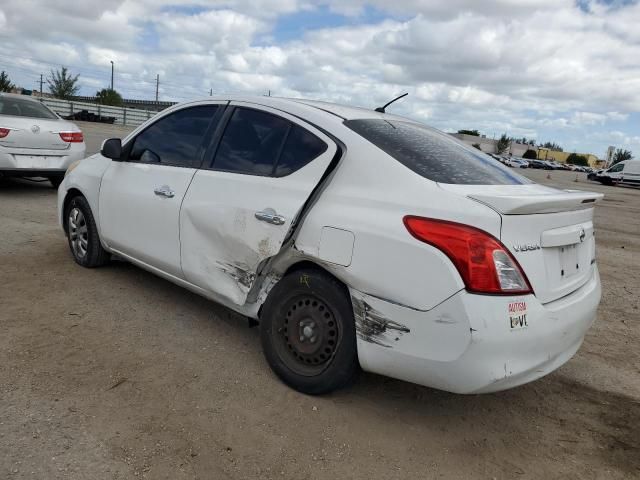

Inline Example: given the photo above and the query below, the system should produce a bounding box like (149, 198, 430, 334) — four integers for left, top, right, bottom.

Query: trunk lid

(0, 116, 76, 151)
(440, 184, 603, 304)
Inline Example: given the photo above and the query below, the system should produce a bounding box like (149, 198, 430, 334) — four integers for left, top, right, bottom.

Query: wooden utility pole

(39, 74, 43, 95)
(155, 74, 159, 102)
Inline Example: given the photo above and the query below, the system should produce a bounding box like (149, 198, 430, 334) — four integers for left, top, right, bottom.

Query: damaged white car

(58, 96, 603, 395)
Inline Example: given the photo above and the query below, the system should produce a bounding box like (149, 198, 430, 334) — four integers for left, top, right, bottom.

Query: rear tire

(64, 196, 110, 268)
(260, 268, 359, 395)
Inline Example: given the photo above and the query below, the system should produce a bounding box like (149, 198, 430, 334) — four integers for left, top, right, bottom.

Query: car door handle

(154, 185, 175, 198)
(255, 208, 286, 225)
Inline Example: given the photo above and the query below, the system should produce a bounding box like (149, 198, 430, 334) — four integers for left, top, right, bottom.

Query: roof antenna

(375, 92, 408, 113)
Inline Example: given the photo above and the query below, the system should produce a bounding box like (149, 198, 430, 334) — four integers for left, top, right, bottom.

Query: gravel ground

(1, 133, 638, 479)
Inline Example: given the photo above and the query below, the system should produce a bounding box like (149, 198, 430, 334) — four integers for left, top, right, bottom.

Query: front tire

(260, 268, 359, 395)
(64, 196, 110, 268)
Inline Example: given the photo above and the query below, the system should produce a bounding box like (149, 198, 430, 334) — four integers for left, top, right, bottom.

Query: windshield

(344, 119, 531, 185)
(0, 96, 58, 120)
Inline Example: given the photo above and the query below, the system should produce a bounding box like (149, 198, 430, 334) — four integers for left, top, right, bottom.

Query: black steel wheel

(260, 268, 359, 394)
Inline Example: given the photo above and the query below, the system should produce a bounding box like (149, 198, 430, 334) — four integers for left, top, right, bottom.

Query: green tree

(458, 129, 480, 136)
(612, 148, 633, 165)
(0, 71, 15, 92)
(541, 141, 563, 152)
(96, 88, 123, 107)
(496, 133, 511, 154)
(47, 67, 80, 99)
(566, 153, 589, 166)
(523, 149, 537, 159)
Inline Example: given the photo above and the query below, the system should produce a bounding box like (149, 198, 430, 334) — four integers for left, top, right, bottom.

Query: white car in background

(58, 96, 603, 395)
(504, 157, 529, 168)
(0, 92, 85, 188)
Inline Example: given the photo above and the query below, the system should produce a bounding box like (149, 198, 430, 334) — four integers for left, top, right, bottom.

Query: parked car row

(488, 153, 596, 173)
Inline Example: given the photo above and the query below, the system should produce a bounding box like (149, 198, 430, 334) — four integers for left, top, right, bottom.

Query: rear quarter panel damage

(351, 288, 472, 371)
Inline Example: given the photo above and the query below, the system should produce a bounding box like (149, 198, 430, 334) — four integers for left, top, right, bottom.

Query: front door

(180, 103, 337, 305)
(99, 103, 224, 278)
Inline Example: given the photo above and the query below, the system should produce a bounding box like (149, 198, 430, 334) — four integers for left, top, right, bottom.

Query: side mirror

(101, 138, 122, 161)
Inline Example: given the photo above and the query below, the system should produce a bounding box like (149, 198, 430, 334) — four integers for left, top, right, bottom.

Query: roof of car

(202, 95, 412, 122)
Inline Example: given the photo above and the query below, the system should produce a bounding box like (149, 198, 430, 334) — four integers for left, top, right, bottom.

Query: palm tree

(612, 149, 633, 165)
(0, 71, 15, 92)
(47, 67, 80, 99)
(496, 133, 511, 154)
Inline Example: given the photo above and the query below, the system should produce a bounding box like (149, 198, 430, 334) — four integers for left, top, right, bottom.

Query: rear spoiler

(468, 190, 604, 215)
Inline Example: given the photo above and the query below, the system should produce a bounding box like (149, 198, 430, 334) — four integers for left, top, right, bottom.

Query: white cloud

(1, 0, 639, 154)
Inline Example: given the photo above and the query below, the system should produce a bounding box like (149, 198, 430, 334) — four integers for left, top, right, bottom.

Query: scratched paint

(216, 261, 256, 291)
(351, 296, 410, 348)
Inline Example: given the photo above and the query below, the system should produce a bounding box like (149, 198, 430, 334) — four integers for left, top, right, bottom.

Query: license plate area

(559, 244, 580, 279)
(14, 155, 65, 169)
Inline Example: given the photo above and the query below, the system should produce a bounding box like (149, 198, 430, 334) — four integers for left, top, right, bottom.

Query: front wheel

(260, 269, 359, 395)
(64, 196, 110, 268)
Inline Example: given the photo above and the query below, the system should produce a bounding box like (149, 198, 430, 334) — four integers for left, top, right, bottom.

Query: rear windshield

(344, 119, 531, 185)
(0, 96, 58, 119)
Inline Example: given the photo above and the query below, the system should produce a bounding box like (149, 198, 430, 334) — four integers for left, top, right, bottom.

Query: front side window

(212, 108, 290, 175)
(0, 96, 58, 119)
(344, 119, 531, 185)
(129, 105, 219, 167)
(608, 163, 624, 172)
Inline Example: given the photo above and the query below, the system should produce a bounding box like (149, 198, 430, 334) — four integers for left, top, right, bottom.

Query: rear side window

(213, 108, 290, 175)
(344, 119, 531, 185)
(275, 125, 328, 177)
(129, 105, 219, 167)
(0, 96, 57, 119)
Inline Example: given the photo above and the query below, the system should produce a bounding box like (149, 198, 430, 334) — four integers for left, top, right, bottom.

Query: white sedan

(0, 92, 86, 188)
(58, 96, 603, 395)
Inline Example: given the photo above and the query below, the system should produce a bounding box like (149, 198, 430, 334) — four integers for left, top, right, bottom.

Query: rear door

(99, 103, 224, 278)
(180, 103, 337, 305)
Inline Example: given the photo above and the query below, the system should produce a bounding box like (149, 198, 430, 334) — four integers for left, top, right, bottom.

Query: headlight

(65, 159, 82, 177)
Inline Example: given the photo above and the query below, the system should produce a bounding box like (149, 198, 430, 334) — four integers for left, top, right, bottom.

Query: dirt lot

(1, 134, 639, 478)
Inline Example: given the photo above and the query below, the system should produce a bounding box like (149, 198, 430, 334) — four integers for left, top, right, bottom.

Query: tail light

(0, 128, 10, 138)
(403, 216, 532, 295)
(59, 131, 84, 143)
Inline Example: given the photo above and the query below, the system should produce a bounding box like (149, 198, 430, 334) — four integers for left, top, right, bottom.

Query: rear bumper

(0, 169, 67, 178)
(0, 147, 85, 175)
(352, 266, 601, 394)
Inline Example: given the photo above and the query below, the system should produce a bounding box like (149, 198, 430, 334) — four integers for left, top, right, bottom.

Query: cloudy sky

(1, 0, 639, 157)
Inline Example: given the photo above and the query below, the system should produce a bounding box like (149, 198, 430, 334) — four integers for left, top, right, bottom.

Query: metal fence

(40, 98, 160, 127)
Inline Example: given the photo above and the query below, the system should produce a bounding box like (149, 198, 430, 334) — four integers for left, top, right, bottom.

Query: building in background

(449, 133, 534, 157)
(536, 148, 602, 167)
(451, 133, 605, 167)
(449, 133, 536, 157)
(605, 146, 616, 167)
